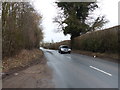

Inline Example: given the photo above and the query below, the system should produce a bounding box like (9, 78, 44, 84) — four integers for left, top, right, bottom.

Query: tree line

(43, 25, 119, 54)
(2, 2, 43, 58)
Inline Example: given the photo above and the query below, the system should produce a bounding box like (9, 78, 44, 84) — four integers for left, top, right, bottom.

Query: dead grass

(2, 49, 44, 73)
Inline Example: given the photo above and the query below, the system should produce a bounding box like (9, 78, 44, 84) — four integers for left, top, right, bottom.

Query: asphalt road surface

(41, 48, 118, 88)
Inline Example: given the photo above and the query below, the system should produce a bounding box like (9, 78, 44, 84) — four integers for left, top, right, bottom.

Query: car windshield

(62, 46, 69, 48)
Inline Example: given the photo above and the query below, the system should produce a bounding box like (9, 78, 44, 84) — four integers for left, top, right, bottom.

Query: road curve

(41, 48, 118, 88)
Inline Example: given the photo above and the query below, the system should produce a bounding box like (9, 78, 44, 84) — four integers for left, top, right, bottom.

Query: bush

(73, 25, 119, 53)
(2, 2, 43, 58)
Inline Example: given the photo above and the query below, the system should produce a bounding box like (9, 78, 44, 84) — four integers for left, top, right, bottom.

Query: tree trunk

(70, 35, 75, 49)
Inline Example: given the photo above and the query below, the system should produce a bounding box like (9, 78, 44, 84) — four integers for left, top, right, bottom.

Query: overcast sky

(33, 0, 119, 42)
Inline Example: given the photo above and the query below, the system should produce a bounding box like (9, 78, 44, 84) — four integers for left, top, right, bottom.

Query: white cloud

(97, 0, 119, 28)
(33, 0, 71, 42)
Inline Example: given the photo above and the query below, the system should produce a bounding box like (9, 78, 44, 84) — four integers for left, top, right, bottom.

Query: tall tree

(55, 2, 108, 47)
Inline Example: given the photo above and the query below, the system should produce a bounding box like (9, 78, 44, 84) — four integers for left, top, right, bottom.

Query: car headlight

(68, 49, 71, 51)
(61, 48, 64, 51)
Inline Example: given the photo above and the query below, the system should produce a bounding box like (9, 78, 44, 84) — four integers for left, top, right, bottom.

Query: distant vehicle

(58, 45, 71, 54)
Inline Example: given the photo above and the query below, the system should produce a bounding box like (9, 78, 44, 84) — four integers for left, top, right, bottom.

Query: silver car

(58, 45, 71, 54)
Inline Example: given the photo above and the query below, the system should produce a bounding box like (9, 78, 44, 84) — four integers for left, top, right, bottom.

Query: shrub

(73, 25, 119, 53)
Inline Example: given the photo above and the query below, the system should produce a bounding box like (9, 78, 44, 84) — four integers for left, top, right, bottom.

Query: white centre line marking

(90, 66, 112, 76)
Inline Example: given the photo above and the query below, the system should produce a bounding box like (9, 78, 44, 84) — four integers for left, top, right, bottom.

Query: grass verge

(2, 49, 45, 78)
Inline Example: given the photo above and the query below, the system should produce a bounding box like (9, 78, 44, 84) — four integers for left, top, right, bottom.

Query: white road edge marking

(90, 66, 112, 76)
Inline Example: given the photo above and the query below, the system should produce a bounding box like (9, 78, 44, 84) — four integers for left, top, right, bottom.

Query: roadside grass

(2, 49, 44, 73)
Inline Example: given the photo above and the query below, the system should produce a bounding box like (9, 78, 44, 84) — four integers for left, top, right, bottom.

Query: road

(41, 48, 118, 88)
